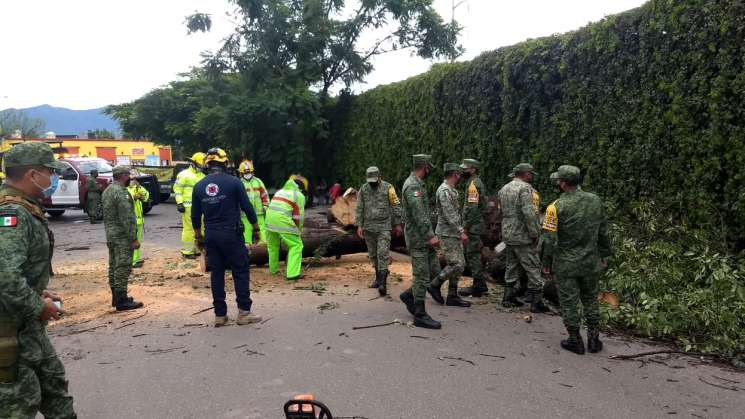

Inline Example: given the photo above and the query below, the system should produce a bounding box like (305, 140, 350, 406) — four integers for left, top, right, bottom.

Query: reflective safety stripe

(268, 205, 293, 217)
(266, 222, 300, 234)
(272, 196, 301, 227)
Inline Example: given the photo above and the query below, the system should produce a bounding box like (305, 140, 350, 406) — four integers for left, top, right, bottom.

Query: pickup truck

(44, 157, 160, 217)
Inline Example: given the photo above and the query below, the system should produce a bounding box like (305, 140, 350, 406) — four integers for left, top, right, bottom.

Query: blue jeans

(205, 227, 252, 316)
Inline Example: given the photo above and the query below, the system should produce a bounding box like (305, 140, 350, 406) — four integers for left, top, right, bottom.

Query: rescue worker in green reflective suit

(238, 160, 269, 245)
(266, 175, 307, 280)
(128, 178, 149, 267)
(174, 152, 206, 258)
(0, 142, 77, 418)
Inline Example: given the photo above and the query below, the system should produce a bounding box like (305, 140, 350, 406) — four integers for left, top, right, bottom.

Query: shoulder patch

(0, 214, 18, 227)
(467, 181, 479, 204)
(388, 185, 401, 206)
(543, 201, 558, 232)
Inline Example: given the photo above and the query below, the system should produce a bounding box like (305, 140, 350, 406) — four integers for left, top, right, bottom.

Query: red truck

(44, 157, 160, 217)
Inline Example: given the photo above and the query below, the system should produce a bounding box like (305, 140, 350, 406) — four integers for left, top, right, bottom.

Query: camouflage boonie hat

(459, 158, 480, 170)
(412, 154, 434, 169)
(509, 162, 537, 178)
(443, 162, 462, 174)
(556, 165, 581, 183)
(112, 166, 131, 176)
(366, 166, 380, 182)
(2, 142, 65, 170)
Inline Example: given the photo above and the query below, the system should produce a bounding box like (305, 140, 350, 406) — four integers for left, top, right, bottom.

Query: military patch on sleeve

(467, 182, 479, 204)
(388, 186, 401, 206)
(543, 202, 558, 232)
(1, 215, 18, 227)
(532, 191, 540, 213)
(411, 190, 422, 198)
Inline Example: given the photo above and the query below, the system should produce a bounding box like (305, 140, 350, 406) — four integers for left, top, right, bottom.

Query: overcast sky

(0, 0, 646, 110)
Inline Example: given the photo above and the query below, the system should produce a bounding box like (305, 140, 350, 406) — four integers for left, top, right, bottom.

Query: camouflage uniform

(430, 165, 465, 297)
(85, 175, 103, 223)
(542, 165, 611, 352)
(399, 155, 442, 329)
(102, 169, 137, 296)
(355, 166, 403, 291)
(0, 143, 76, 418)
(497, 165, 543, 293)
(460, 159, 489, 295)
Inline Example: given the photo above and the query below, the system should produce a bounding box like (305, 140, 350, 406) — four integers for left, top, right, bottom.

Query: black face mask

(124, 178, 132, 187)
(422, 168, 432, 179)
(368, 181, 378, 187)
(461, 172, 472, 180)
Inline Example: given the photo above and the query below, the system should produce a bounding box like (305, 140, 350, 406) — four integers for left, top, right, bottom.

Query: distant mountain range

(0, 104, 121, 137)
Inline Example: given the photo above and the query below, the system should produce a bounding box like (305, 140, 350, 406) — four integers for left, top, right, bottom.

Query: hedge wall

(331, 0, 745, 245)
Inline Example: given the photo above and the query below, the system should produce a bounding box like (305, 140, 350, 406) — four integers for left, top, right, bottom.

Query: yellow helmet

(289, 174, 309, 192)
(188, 152, 206, 167)
(205, 147, 229, 164)
(238, 160, 255, 174)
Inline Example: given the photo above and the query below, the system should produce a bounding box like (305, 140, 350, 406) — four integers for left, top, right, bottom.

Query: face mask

(32, 170, 59, 198)
(422, 168, 431, 179)
(368, 181, 378, 187)
(124, 177, 131, 187)
(243, 173, 253, 180)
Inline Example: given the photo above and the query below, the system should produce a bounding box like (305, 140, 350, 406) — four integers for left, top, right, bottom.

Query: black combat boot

(399, 288, 415, 315)
(560, 330, 586, 355)
(413, 301, 441, 330)
(501, 285, 524, 308)
(529, 290, 550, 313)
(427, 284, 445, 305)
(115, 292, 144, 311)
(369, 267, 381, 289)
(458, 278, 488, 298)
(377, 271, 388, 296)
(111, 289, 134, 307)
(446, 294, 472, 307)
(587, 329, 603, 353)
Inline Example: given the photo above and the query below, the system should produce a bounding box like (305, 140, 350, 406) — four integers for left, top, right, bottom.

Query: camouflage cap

(366, 166, 380, 182)
(509, 162, 537, 177)
(549, 171, 559, 184)
(2, 142, 65, 170)
(459, 158, 480, 170)
(112, 166, 131, 176)
(443, 162, 462, 174)
(412, 154, 434, 169)
(556, 165, 581, 182)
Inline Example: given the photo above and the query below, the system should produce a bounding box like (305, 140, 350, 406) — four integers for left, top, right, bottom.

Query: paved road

(47, 203, 744, 419)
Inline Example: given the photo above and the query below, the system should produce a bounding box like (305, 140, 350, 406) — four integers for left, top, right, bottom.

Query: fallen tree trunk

(248, 227, 406, 266)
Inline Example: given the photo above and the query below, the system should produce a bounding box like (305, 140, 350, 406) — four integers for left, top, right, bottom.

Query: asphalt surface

(46, 203, 745, 419)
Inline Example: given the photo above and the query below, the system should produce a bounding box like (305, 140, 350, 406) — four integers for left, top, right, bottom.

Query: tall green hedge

(331, 0, 745, 244)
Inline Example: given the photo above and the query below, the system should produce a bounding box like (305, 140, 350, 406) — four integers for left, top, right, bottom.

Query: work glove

(177, 203, 185, 213)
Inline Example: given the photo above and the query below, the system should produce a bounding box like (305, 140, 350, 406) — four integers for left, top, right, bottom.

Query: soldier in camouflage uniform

(85, 169, 103, 223)
(355, 166, 403, 296)
(497, 163, 549, 313)
(102, 166, 144, 311)
(0, 142, 77, 418)
(398, 154, 442, 329)
(458, 158, 490, 298)
(427, 163, 472, 307)
(541, 165, 612, 354)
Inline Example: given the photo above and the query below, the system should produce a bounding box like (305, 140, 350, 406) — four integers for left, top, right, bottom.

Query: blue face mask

(32, 171, 59, 198)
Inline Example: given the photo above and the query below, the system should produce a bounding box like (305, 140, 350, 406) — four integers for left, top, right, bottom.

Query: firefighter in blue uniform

(192, 148, 262, 327)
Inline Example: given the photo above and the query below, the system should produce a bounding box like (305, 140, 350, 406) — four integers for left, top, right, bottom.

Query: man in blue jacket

(192, 148, 262, 327)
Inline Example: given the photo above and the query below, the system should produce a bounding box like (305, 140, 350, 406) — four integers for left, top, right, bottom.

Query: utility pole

(450, 0, 468, 62)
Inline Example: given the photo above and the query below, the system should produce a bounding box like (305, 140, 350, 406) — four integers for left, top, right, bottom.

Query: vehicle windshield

(78, 160, 113, 175)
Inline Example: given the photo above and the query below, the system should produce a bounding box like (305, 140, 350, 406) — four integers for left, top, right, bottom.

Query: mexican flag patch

(1, 216, 17, 227)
